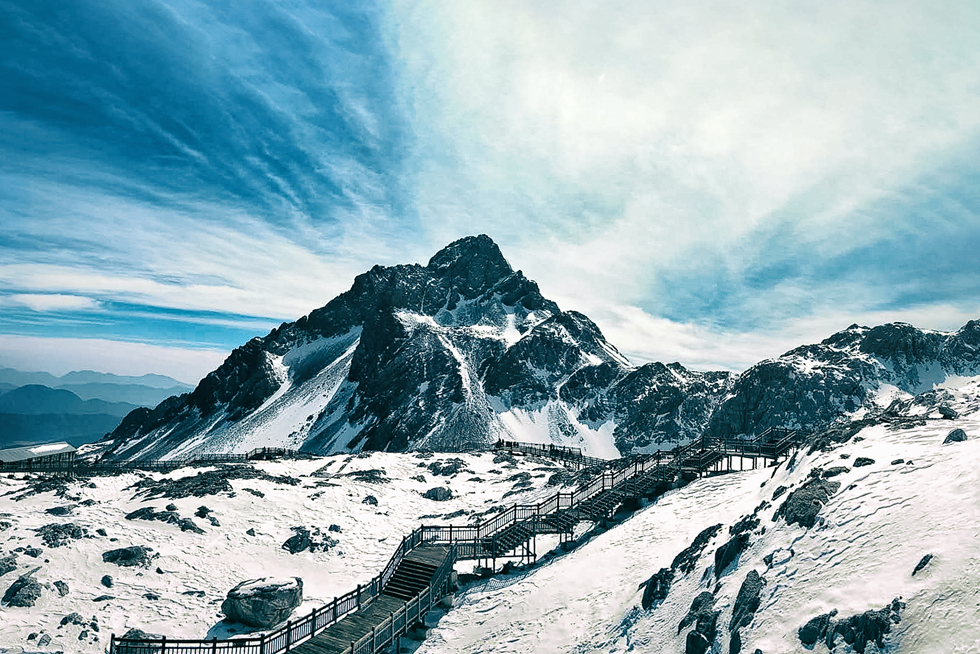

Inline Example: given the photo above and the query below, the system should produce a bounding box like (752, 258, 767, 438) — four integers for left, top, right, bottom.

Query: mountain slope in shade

(99, 235, 980, 462)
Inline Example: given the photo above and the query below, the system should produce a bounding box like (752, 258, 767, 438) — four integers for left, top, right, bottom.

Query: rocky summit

(97, 235, 980, 461)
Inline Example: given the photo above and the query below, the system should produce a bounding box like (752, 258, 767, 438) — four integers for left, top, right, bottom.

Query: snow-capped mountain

(98, 235, 980, 462)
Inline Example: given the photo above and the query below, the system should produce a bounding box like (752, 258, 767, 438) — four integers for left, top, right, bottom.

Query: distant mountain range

(95, 234, 980, 462)
(0, 369, 192, 449)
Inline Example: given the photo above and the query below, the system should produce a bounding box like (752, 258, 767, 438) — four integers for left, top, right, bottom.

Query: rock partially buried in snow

(102, 546, 155, 568)
(423, 487, 453, 501)
(944, 428, 967, 444)
(221, 577, 303, 628)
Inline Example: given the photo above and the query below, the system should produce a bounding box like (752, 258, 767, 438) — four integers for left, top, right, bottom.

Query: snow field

(0, 451, 564, 653)
(416, 416, 980, 654)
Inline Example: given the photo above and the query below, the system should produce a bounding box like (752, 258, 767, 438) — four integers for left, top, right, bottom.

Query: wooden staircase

(382, 558, 440, 601)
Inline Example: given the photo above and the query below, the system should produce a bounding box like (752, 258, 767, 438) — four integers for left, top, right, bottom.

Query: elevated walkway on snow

(107, 427, 800, 654)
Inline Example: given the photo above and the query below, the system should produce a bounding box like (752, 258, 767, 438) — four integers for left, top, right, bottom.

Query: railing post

(109, 634, 115, 654)
(356, 583, 361, 606)
(260, 633, 266, 654)
(161, 635, 167, 654)
(285, 620, 292, 651)
(333, 597, 338, 622)
(310, 607, 317, 637)
(211, 636, 217, 653)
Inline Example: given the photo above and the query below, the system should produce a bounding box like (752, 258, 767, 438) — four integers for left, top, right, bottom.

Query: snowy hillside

(3, 381, 979, 653)
(0, 451, 567, 653)
(415, 383, 980, 654)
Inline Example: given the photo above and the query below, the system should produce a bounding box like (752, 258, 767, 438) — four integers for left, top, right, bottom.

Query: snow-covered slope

(414, 385, 980, 654)
(3, 382, 979, 653)
(0, 451, 566, 652)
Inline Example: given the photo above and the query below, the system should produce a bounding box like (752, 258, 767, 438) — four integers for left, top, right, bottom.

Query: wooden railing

(493, 440, 608, 469)
(109, 428, 800, 654)
(0, 448, 313, 475)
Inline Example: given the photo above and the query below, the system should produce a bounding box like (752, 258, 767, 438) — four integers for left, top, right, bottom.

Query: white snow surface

(415, 417, 980, 653)
(0, 452, 566, 653)
(6, 410, 980, 653)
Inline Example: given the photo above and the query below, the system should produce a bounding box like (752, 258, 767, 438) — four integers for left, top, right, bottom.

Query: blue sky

(2, 0, 979, 383)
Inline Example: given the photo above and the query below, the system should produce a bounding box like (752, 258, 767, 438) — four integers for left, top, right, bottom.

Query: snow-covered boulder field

(0, 451, 565, 652)
(416, 416, 980, 653)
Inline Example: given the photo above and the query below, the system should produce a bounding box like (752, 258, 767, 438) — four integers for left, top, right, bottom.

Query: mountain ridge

(97, 235, 980, 462)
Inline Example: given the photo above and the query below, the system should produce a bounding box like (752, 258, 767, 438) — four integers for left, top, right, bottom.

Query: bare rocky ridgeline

(94, 235, 980, 461)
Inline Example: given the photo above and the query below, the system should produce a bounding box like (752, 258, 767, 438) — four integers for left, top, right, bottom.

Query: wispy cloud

(4, 294, 101, 312)
(2, 0, 979, 379)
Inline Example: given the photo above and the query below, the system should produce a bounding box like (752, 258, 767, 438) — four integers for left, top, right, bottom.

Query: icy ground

(0, 451, 567, 653)
(416, 418, 980, 653)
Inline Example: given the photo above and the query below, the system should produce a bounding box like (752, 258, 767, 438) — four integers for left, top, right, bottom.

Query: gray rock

(853, 457, 875, 467)
(2, 567, 42, 607)
(891, 458, 905, 465)
(362, 495, 378, 506)
(774, 478, 840, 528)
(671, 524, 723, 574)
(912, 553, 933, 576)
(37, 633, 51, 647)
(0, 554, 16, 577)
(944, 428, 967, 444)
(101, 575, 113, 588)
(46, 505, 73, 516)
(60, 612, 86, 626)
(678, 592, 719, 654)
(730, 570, 764, 630)
(821, 466, 850, 478)
(178, 518, 205, 534)
(825, 598, 905, 653)
(221, 577, 303, 628)
(54, 580, 69, 596)
(639, 567, 673, 609)
(120, 627, 164, 642)
(798, 610, 837, 646)
(423, 487, 453, 501)
(102, 546, 155, 568)
(93, 594, 115, 601)
(246, 528, 256, 536)
(714, 533, 751, 578)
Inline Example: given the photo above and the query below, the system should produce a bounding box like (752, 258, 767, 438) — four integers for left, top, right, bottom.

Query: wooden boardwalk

(108, 429, 800, 654)
(294, 546, 452, 654)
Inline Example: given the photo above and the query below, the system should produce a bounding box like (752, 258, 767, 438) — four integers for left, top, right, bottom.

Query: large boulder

(2, 567, 42, 607)
(221, 577, 303, 628)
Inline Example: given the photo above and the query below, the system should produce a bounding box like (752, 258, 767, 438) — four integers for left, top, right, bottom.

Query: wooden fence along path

(0, 447, 314, 475)
(105, 427, 800, 654)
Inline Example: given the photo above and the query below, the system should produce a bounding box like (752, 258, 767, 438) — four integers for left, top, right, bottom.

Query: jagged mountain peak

(99, 232, 980, 462)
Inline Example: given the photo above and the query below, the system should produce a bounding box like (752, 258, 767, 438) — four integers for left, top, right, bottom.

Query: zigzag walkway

(110, 428, 799, 654)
